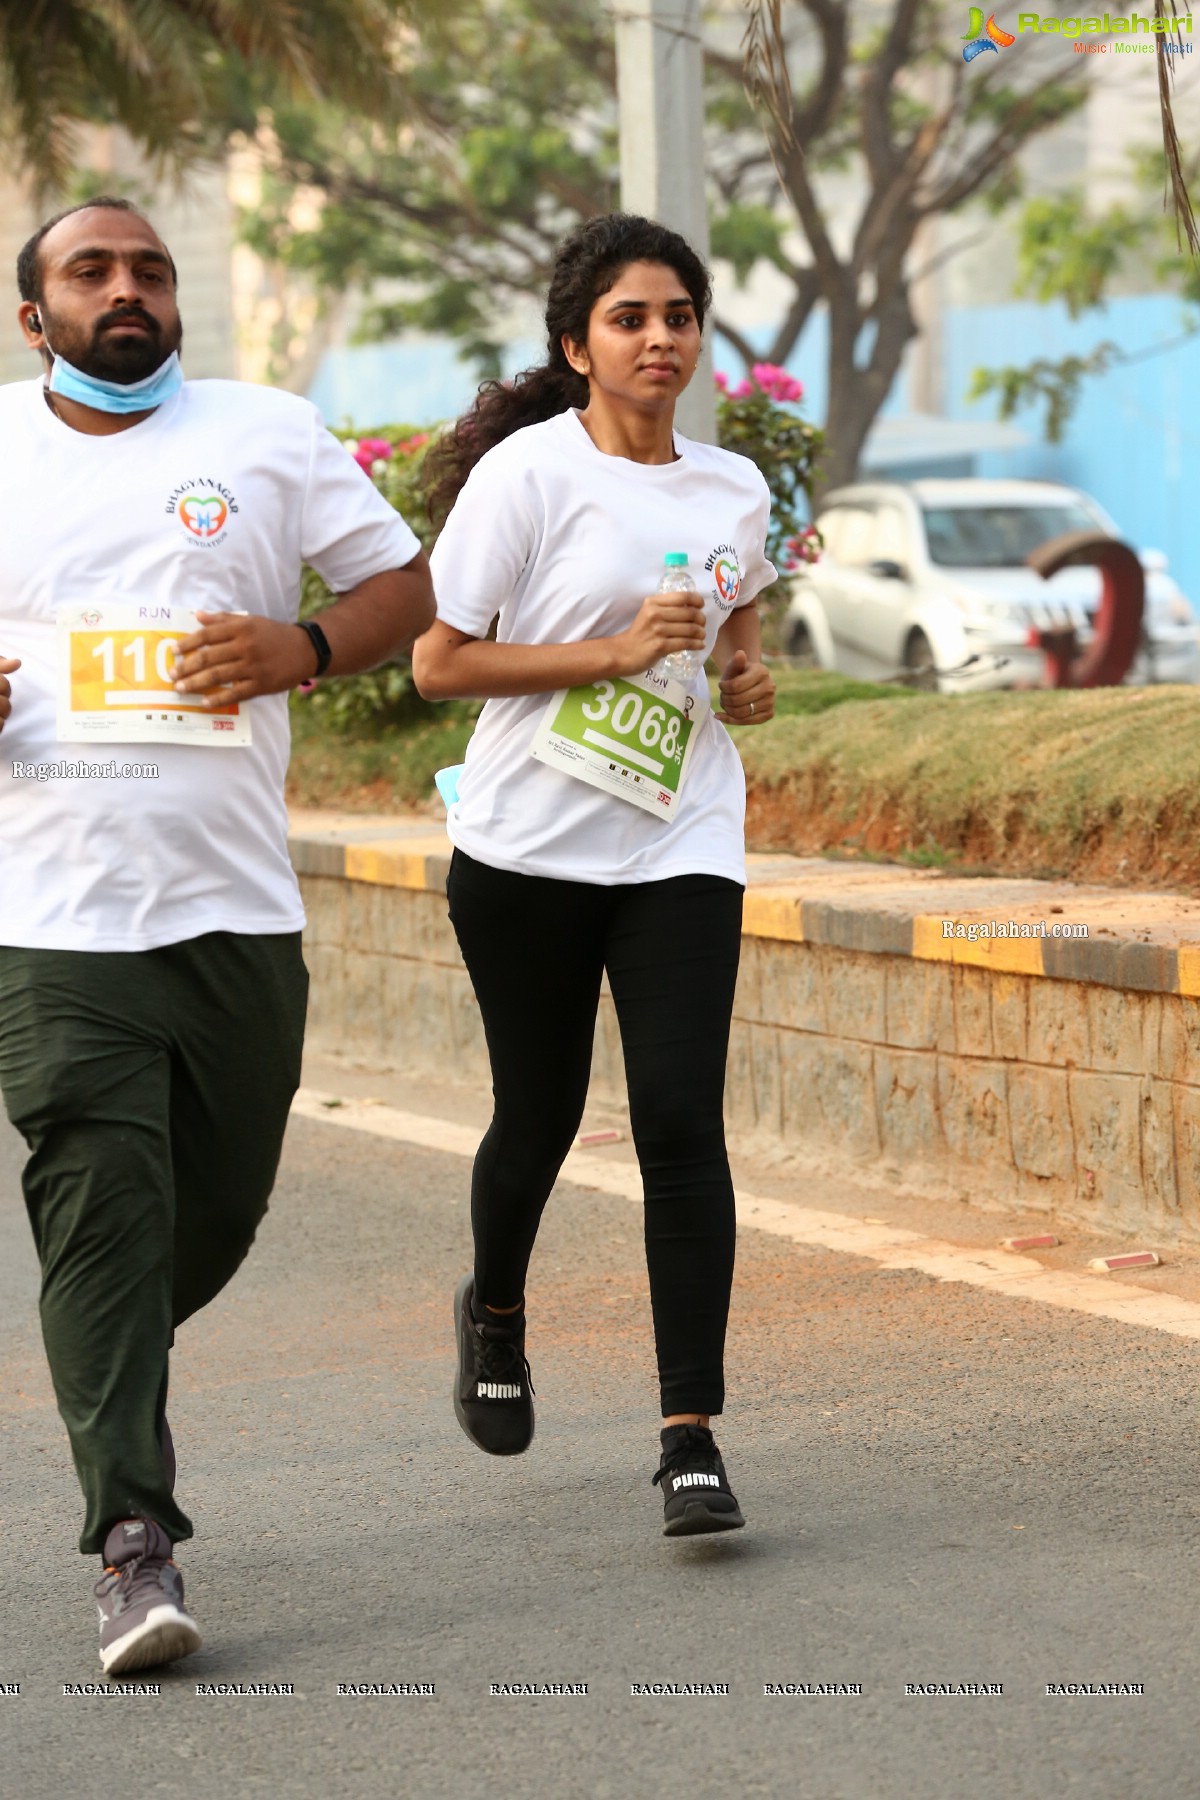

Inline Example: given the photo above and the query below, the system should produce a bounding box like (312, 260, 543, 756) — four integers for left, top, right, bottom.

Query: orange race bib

(56, 603, 251, 746)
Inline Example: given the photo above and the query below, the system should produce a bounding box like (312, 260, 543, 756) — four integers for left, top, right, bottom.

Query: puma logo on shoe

(453, 1274, 535, 1455)
(672, 1473, 720, 1490)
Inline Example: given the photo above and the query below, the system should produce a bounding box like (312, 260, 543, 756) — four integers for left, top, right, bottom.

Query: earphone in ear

(28, 312, 41, 332)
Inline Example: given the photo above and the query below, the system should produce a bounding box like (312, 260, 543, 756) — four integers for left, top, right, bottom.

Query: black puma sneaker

(453, 1273, 535, 1456)
(652, 1425, 745, 1536)
(95, 1518, 202, 1676)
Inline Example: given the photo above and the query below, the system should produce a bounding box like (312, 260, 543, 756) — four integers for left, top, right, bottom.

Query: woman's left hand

(715, 648, 775, 726)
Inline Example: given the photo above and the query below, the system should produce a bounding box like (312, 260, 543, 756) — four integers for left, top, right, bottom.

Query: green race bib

(529, 668, 707, 821)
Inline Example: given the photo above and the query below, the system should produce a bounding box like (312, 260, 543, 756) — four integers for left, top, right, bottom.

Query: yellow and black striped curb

(289, 827, 1200, 999)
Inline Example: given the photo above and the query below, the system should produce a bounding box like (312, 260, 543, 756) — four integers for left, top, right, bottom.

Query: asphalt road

(2, 1092, 1199, 1800)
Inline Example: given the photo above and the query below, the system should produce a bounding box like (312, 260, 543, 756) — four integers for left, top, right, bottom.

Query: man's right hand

(611, 590, 706, 678)
(0, 657, 19, 734)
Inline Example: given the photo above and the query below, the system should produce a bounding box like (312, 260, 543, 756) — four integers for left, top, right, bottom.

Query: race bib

(56, 602, 250, 746)
(529, 667, 706, 820)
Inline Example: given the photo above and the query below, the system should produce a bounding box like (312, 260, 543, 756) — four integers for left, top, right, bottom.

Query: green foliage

(715, 382, 823, 582)
(961, 77, 1087, 140)
(969, 345, 1118, 443)
(297, 425, 436, 734)
(767, 669, 916, 718)
(238, 0, 615, 374)
(0, 0, 407, 194)
(974, 155, 1200, 439)
(1015, 193, 1144, 318)
(287, 695, 482, 810)
(709, 205, 790, 289)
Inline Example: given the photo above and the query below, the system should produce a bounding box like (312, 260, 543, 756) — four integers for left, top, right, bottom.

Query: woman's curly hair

(424, 213, 711, 528)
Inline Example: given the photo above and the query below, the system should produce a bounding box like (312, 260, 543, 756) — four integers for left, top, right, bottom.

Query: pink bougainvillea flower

(730, 379, 754, 400)
(752, 362, 804, 404)
(713, 370, 729, 393)
(352, 436, 394, 472)
(783, 525, 822, 569)
(396, 432, 430, 455)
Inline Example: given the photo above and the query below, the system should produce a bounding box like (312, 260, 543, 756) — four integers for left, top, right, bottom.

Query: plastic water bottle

(655, 552, 704, 683)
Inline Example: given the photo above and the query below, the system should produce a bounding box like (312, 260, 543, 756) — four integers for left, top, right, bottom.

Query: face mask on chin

(43, 330, 183, 416)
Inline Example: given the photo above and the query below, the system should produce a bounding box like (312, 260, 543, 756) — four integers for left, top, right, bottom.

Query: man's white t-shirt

(0, 377, 421, 951)
(429, 409, 776, 886)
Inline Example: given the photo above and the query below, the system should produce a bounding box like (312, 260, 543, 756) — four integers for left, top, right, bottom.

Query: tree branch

(766, 265, 822, 364)
(792, 0, 849, 151)
(713, 314, 759, 368)
(859, 0, 922, 185)
(923, 65, 1088, 215)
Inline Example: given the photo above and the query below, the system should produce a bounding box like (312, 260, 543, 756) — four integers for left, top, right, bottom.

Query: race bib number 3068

(56, 603, 250, 746)
(529, 669, 706, 820)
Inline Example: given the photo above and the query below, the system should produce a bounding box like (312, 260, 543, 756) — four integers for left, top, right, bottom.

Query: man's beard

(41, 304, 183, 383)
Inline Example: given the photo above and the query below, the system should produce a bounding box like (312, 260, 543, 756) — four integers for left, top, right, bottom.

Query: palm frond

(1155, 0, 1199, 254)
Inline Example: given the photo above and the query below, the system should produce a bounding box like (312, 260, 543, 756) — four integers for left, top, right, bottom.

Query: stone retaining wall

(292, 822, 1200, 1245)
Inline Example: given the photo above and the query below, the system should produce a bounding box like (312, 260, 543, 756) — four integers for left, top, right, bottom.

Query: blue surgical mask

(45, 345, 183, 415)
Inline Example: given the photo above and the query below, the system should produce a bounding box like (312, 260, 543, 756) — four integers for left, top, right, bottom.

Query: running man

(0, 197, 434, 1673)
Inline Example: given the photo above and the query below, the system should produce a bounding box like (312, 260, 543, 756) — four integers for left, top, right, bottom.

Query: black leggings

(446, 848, 743, 1416)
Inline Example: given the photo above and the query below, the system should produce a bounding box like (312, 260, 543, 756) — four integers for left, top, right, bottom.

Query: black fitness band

(296, 619, 332, 679)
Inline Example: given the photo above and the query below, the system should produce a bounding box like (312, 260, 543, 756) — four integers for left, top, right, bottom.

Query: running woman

(413, 213, 776, 1536)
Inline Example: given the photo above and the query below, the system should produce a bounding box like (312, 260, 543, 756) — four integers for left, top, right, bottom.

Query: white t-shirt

(0, 377, 421, 951)
(429, 409, 776, 886)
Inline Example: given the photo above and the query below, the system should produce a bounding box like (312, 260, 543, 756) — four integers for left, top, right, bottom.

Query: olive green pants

(0, 933, 307, 1554)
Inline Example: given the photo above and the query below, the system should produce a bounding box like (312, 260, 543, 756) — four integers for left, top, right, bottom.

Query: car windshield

(922, 503, 1101, 568)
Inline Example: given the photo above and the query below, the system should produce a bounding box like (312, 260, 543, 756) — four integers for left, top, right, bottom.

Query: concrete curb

(288, 813, 1200, 997)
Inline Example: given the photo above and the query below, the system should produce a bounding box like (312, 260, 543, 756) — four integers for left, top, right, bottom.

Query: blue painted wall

(307, 337, 541, 432)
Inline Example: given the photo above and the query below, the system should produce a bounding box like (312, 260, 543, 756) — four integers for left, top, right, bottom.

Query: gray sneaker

(94, 1518, 201, 1676)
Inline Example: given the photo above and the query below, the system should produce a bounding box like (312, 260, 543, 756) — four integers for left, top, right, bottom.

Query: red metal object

(1024, 529, 1144, 688)
(1088, 1251, 1161, 1272)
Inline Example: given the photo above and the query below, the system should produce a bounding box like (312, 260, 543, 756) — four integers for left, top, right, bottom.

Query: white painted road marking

(291, 1089, 1200, 1346)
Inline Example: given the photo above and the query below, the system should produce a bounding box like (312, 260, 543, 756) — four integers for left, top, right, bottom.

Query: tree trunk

(817, 280, 919, 498)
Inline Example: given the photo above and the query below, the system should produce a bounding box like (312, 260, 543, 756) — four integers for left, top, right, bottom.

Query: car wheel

(903, 628, 938, 692)
(787, 619, 820, 669)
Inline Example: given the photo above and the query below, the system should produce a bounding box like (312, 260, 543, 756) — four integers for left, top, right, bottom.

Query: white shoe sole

(100, 1603, 202, 1676)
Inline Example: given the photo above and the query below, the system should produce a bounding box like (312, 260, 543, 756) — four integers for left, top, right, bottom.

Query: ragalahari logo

(179, 494, 229, 540)
(963, 8, 1016, 58)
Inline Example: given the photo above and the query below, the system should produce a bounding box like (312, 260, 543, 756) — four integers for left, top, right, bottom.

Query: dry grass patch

(742, 684, 1200, 889)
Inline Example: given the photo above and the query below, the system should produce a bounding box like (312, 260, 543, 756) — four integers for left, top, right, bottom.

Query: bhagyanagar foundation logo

(705, 543, 743, 611)
(165, 479, 239, 545)
(963, 7, 1016, 58)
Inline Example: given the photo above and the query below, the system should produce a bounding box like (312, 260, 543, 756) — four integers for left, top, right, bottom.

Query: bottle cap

(663, 552, 688, 566)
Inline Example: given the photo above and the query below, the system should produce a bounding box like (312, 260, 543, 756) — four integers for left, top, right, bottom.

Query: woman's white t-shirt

(429, 409, 776, 886)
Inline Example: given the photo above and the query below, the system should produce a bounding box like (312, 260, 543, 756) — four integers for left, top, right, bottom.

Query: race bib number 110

(56, 602, 250, 746)
(529, 668, 706, 820)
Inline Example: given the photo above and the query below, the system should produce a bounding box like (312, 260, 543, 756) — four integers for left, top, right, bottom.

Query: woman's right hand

(610, 590, 706, 678)
(0, 657, 19, 734)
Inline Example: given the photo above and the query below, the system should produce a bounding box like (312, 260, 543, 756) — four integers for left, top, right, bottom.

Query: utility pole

(615, 0, 716, 443)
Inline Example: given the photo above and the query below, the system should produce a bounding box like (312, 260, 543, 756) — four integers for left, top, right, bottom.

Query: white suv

(787, 479, 1199, 691)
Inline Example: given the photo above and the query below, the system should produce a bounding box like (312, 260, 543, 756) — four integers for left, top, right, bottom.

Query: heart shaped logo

(180, 494, 229, 540)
